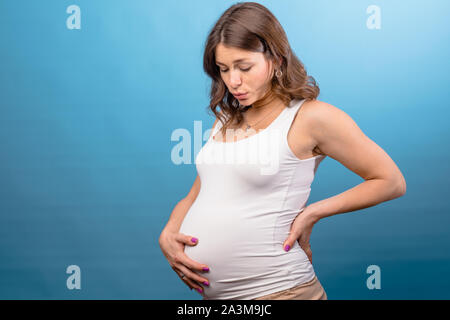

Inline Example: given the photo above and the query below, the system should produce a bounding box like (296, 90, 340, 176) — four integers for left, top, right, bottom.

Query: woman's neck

(247, 91, 284, 116)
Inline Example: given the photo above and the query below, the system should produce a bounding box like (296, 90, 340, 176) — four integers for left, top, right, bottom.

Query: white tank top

(179, 98, 326, 300)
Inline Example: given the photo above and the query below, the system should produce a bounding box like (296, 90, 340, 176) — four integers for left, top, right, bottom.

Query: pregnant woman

(159, 2, 406, 300)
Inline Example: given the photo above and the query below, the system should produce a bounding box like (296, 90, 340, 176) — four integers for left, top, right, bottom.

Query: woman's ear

(272, 56, 282, 70)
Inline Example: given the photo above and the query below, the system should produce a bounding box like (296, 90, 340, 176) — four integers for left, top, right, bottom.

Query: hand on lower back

(282, 209, 317, 264)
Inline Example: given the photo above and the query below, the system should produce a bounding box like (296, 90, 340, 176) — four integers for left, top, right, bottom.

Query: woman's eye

(220, 67, 251, 73)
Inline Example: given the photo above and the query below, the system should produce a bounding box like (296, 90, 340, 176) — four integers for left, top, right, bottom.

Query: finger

(282, 232, 298, 252)
(176, 233, 199, 246)
(176, 251, 210, 274)
(175, 264, 210, 288)
(174, 269, 194, 290)
(307, 252, 313, 264)
(181, 272, 205, 294)
(181, 275, 196, 291)
(173, 266, 203, 291)
(300, 242, 311, 254)
(302, 245, 313, 264)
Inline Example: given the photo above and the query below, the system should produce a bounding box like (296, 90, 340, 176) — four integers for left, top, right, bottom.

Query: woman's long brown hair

(203, 2, 320, 137)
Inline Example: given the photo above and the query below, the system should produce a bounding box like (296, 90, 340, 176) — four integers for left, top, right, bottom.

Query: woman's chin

(239, 99, 253, 107)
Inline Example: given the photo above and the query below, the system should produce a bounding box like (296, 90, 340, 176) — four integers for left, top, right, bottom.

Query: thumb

(186, 235, 199, 246)
(282, 237, 295, 252)
(177, 233, 199, 246)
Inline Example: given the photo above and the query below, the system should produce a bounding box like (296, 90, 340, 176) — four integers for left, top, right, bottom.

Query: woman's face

(215, 43, 275, 106)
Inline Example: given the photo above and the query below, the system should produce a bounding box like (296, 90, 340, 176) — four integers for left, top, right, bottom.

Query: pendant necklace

(243, 105, 280, 132)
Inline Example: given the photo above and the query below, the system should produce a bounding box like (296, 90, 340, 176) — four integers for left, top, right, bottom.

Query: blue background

(0, 0, 449, 299)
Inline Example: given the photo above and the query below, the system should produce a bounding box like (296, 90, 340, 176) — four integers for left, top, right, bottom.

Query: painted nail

(202, 267, 209, 272)
(284, 244, 291, 252)
(203, 281, 209, 286)
(191, 237, 198, 243)
(195, 287, 203, 293)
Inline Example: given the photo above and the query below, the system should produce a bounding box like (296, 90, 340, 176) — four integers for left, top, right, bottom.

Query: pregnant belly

(179, 211, 265, 274)
(178, 207, 313, 299)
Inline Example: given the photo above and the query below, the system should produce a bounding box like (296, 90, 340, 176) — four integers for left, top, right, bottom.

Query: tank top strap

(273, 98, 307, 137)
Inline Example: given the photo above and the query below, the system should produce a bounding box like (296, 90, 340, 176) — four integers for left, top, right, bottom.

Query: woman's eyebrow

(216, 59, 250, 66)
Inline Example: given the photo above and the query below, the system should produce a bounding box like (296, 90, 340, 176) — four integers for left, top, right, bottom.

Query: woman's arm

(282, 100, 406, 262)
(303, 100, 406, 223)
(159, 175, 210, 293)
(158, 117, 219, 293)
(161, 117, 218, 233)
(161, 175, 201, 234)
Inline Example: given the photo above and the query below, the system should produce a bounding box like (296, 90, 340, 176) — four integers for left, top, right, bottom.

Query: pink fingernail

(284, 245, 291, 251)
(203, 281, 209, 286)
(191, 237, 198, 243)
(195, 288, 203, 293)
(202, 267, 209, 272)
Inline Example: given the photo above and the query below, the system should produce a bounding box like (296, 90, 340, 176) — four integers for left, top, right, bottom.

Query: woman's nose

(229, 70, 242, 87)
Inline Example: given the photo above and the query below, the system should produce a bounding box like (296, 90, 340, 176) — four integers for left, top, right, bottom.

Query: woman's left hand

(282, 208, 318, 264)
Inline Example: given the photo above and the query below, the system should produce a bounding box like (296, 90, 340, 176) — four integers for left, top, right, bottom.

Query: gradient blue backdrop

(1, 0, 449, 299)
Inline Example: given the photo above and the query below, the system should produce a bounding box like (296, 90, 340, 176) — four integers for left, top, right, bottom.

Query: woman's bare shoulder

(297, 99, 353, 137)
(292, 99, 358, 154)
(300, 99, 344, 121)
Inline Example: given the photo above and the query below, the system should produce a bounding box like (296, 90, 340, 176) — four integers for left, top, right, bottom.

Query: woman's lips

(234, 93, 248, 99)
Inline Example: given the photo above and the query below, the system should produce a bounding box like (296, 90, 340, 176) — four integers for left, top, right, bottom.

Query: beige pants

(253, 276, 327, 300)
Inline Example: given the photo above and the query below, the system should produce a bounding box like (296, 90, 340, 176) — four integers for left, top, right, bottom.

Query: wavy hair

(203, 2, 320, 137)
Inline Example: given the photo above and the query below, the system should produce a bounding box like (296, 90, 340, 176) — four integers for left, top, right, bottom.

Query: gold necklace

(243, 105, 282, 132)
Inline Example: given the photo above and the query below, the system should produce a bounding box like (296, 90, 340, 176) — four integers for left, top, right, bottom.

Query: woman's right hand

(158, 229, 210, 293)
